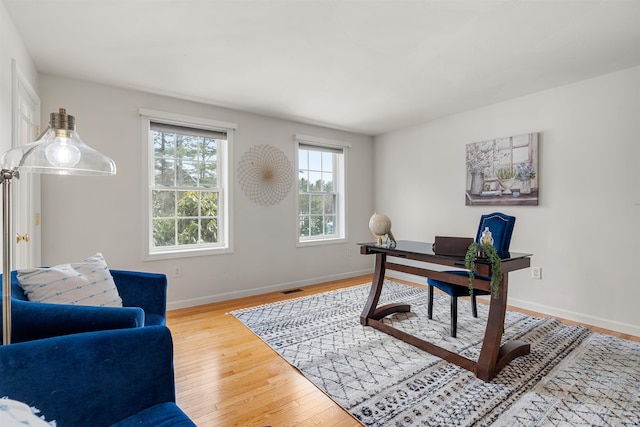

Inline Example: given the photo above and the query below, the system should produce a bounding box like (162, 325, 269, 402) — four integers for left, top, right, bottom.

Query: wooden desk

(359, 240, 532, 382)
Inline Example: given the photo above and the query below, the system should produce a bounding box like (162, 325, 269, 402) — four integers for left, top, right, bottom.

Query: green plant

(497, 168, 514, 180)
(464, 242, 503, 299)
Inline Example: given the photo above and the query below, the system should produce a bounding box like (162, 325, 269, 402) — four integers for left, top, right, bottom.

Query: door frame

(11, 59, 41, 269)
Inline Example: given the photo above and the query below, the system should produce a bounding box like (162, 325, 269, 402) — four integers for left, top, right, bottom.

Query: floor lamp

(1, 108, 116, 345)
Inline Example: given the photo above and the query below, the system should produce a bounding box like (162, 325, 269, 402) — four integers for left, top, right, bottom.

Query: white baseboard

(167, 268, 373, 311)
(505, 297, 640, 338)
(386, 271, 429, 286)
(387, 271, 640, 338)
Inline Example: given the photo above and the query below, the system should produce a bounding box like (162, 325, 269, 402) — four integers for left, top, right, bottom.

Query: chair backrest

(1, 271, 29, 301)
(475, 212, 516, 254)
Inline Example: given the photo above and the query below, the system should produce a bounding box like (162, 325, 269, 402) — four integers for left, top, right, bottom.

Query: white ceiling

(4, 0, 640, 136)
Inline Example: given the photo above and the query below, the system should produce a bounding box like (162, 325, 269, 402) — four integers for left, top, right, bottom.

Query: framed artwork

(238, 144, 293, 205)
(465, 132, 539, 206)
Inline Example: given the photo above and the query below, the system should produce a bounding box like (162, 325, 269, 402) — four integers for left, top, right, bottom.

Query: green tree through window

(151, 122, 224, 249)
(297, 141, 345, 242)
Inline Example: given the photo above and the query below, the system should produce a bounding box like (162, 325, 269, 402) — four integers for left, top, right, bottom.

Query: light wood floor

(166, 275, 639, 427)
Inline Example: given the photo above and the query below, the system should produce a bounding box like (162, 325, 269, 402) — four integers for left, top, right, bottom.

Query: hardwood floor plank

(167, 274, 638, 426)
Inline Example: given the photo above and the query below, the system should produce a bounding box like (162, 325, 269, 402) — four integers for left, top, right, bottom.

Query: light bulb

(44, 136, 81, 168)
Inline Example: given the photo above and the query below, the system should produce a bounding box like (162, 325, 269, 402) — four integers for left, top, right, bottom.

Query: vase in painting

(470, 172, 484, 195)
(498, 178, 515, 194)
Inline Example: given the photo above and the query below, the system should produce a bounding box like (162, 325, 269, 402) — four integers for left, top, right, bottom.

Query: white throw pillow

(0, 398, 54, 427)
(17, 253, 123, 307)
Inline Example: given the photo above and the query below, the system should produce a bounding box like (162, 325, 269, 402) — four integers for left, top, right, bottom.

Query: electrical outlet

(348, 247, 354, 257)
(531, 267, 542, 280)
(173, 265, 182, 278)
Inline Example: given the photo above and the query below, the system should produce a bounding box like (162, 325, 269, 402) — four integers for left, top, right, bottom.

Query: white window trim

(139, 108, 237, 260)
(294, 134, 351, 247)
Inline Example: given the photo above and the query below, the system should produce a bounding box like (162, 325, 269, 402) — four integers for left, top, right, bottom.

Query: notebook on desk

(432, 236, 474, 257)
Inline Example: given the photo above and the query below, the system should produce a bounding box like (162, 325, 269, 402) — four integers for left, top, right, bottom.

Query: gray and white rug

(231, 281, 640, 426)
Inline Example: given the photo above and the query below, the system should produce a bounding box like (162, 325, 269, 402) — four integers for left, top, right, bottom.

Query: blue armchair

(0, 326, 195, 426)
(2, 269, 167, 343)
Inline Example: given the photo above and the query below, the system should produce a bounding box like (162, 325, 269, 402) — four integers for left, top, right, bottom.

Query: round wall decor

(238, 144, 293, 206)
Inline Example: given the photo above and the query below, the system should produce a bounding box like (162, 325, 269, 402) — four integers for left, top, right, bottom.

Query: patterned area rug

(231, 281, 640, 426)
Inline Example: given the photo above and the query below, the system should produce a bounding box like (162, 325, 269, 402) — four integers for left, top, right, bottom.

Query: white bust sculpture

(369, 212, 397, 247)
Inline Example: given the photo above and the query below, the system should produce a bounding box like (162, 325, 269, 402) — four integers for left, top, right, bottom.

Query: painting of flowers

(465, 132, 539, 206)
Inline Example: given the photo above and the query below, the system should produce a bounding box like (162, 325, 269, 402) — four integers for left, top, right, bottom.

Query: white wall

(0, 1, 38, 269)
(0, 1, 38, 149)
(374, 66, 640, 336)
(1, 1, 38, 154)
(38, 75, 374, 309)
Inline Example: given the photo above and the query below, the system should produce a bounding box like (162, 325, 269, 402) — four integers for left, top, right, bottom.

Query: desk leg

(476, 275, 530, 381)
(360, 253, 410, 325)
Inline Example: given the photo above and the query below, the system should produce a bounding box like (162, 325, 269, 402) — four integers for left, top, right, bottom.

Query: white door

(12, 60, 41, 269)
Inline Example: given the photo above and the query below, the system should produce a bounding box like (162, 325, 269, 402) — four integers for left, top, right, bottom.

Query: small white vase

(470, 172, 484, 195)
(498, 178, 515, 194)
(520, 179, 531, 194)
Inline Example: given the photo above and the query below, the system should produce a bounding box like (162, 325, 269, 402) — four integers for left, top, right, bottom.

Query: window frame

(139, 108, 237, 260)
(294, 134, 350, 247)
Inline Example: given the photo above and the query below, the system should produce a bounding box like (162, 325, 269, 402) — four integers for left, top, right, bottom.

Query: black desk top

(358, 240, 531, 263)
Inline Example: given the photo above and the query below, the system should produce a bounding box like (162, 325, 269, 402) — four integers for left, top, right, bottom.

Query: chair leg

(428, 285, 434, 319)
(450, 295, 458, 338)
(472, 293, 478, 318)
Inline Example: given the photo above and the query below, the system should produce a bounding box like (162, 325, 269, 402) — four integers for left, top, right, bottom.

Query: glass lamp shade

(0, 108, 116, 176)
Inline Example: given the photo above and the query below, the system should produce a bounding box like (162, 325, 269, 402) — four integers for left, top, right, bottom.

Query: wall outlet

(531, 267, 542, 280)
(348, 247, 354, 257)
(173, 265, 182, 278)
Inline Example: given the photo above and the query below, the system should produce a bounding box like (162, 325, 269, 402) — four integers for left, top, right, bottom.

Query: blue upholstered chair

(0, 326, 195, 426)
(427, 212, 516, 338)
(1, 269, 167, 343)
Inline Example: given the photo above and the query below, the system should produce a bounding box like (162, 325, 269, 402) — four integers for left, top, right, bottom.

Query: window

(494, 134, 535, 171)
(295, 135, 349, 245)
(139, 109, 236, 259)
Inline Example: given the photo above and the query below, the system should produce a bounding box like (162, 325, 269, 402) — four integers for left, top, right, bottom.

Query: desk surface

(359, 240, 531, 263)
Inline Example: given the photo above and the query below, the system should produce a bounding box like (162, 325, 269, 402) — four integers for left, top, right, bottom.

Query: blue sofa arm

(9, 299, 145, 343)
(0, 326, 194, 426)
(111, 269, 167, 326)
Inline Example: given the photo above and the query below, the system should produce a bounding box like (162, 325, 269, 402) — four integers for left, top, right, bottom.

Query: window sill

(296, 237, 347, 248)
(144, 246, 233, 261)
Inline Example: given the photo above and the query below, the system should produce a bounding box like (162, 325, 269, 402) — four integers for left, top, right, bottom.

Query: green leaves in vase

(464, 242, 503, 299)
